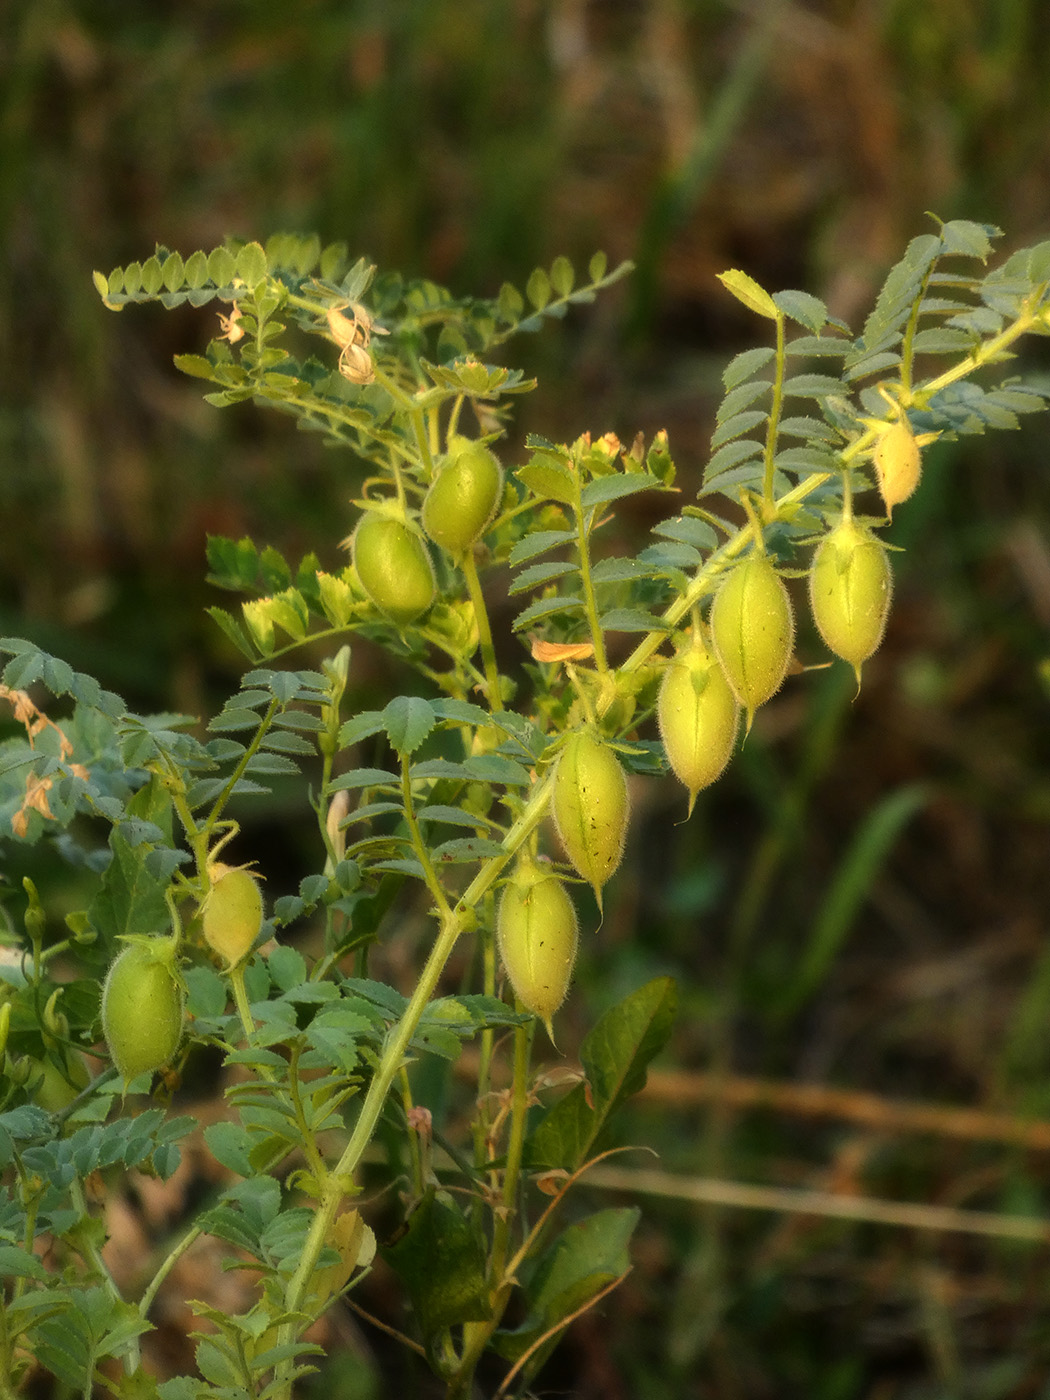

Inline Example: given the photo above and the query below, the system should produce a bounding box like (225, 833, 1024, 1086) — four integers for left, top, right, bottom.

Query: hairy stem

(914, 308, 1038, 404)
(401, 754, 453, 919)
(203, 698, 281, 833)
(761, 311, 786, 510)
(574, 499, 608, 673)
(453, 1017, 535, 1395)
(461, 548, 503, 707)
(272, 770, 556, 1396)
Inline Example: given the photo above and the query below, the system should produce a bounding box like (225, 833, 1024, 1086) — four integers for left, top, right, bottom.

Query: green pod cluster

(202, 863, 264, 968)
(351, 512, 435, 625)
(658, 637, 740, 817)
(709, 551, 794, 731)
(552, 729, 629, 913)
(809, 518, 893, 686)
(497, 859, 578, 1035)
(422, 442, 504, 557)
(101, 939, 184, 1086)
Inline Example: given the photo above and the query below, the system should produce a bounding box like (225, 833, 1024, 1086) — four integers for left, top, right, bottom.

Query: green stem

(461, 548, 503, 707)
(496, 1019, 533, 1257)
(272, 772, 556, 1398)
(612, 469, 835, 691)
(490, 263, 634, 349)
(898, 247, 954, 400)
(473, 921, 497, 1175)
(203, 698, 281, 832)
(138, 1135, 292, 1330)
(0, 1314, 17, 1400)
(740, 492, 765, 547)
(446, 393, 465, 444)
(228, 962, 314, 1109)
(160, 755, 206, 864)
(761, 311, 786, 510)
(913, 309, 1038, 405)
(401, 754, 453, 919)
(68, 1177, 137, 1374)
(228, 962, 259, 1045)
(574, 499, 608, 673)
(15, 1164, 40, 1303)
(370, 361, 433, 483)
(399, 1067, 425, 1196)
(297, 396, 422, 469)
(138, 1220, 204, 1320)
(454, 1018, 534, 1394)
(287, 1044, 330, 1186)
(258, 621, 487, 696)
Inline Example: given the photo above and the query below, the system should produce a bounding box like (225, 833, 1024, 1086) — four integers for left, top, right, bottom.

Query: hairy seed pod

(809, 519, 893, 686)
(422, 443, 504, 556)
(351, 513, 435, 625)
(497, 860, 578, 1035)
(28, 1052, 90, 1112)
(873, 417, 921, 517)
(552, 729, 629, 912)
(658, 639, 740, 817)
(709, 552, 794, 731)
(202, 863, 264, 968)
(102, 939, 184, 1085)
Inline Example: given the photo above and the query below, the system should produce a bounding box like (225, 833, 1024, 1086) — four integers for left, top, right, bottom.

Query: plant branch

(460, 548, 503, 707)
(761, 310, 786, 510)
(574, 499, 608, 673)
(203, 698, 281, 833)
(272, 770, 557, 1396)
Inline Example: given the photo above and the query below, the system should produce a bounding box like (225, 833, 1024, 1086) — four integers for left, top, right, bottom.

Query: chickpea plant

(1, 220, 1049, 1399)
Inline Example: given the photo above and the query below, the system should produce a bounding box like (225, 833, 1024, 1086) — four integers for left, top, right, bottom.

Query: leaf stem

(400, 754, 453, 920)
(761, 310, 786, 510)
(913, 308, 1038, 405)
(272, 772, 556, 1397)
(614, 469, 835, 690)
(454, 1017, 535, 1393)
(203, 698, 281, 833)
(67, 1175, 139, 1374)
(574, 497, 608, 673)
(460, 548, 503, 707)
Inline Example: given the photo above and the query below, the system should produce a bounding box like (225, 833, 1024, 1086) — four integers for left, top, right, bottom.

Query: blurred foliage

(5, 1, 1050, 1396)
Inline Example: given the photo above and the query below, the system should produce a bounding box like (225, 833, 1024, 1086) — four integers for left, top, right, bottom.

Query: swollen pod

(709, 551, 794, 730)
(809, 518, 893, 686)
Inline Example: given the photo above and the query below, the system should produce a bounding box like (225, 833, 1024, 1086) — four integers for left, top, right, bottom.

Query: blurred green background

(6, 1, 1050, 1396)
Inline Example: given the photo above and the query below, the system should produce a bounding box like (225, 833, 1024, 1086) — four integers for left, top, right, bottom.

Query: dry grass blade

(583, 1164, 1050, 1243)
(639, 1069, 1050, 1151)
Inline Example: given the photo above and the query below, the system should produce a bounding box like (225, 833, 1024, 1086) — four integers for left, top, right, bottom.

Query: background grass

(5, 2, 1050, 1396)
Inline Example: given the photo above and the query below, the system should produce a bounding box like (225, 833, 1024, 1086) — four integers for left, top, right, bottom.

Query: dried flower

(530, 639, 595, 664)
(217, 304, 244, 344)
